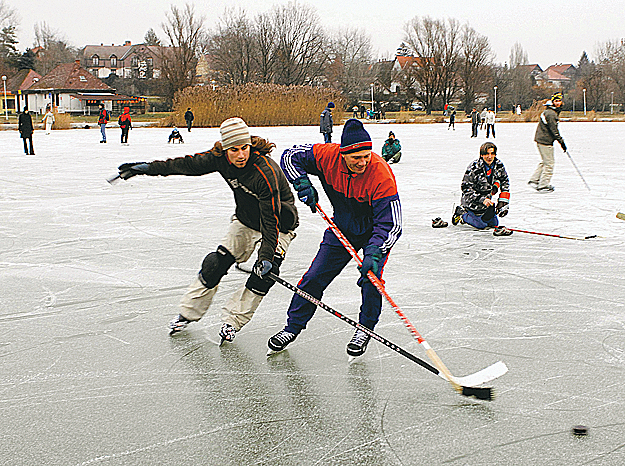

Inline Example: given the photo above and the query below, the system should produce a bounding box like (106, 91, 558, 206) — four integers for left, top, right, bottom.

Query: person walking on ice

(98, 103, 109, 143)
(451, 142, 512, 236)
(528, 92, 566, 192)
(320, 101, 334, 143)
(115, 117, 299, 343)
(42, 105, 54, 135)
(118, 107, 132, 144)
(268, 118, 402, 357)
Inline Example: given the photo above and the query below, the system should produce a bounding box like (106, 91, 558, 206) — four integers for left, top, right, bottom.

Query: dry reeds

(166, 83, 344, 127)
(52, 112, 72, 130)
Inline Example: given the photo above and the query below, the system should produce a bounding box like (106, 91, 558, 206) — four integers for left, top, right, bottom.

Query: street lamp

(611, 91, 614, 115)
(2, 75, 7, 121)
(583, 88, 587, 116)
(493, 86, 498, 114)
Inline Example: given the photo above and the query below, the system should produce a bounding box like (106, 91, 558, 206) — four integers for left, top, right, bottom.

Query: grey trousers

(530, 143, 555, 188)
(179, 218, 295, 331)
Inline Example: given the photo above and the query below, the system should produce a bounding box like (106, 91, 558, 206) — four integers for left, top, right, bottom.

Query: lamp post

(493, 86, 498, 114)
(583, 88, 587, 116)
(611, 91, 614, 115)
(2, 75, 7, 121)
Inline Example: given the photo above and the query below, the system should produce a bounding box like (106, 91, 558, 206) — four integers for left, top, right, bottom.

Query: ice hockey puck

(572, 425, 588, 436)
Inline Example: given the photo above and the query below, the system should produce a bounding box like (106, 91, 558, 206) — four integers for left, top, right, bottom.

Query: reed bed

(165, 83, 344, 127)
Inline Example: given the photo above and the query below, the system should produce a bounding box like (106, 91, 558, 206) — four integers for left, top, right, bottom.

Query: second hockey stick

(507, 228, 597, 241)
(315, 203, 505, 400)
(266, 272, 505, 396)
(565, 151, 591, 191)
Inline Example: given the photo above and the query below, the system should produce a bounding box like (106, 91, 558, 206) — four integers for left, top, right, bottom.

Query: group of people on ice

(114, 91, 566, 357)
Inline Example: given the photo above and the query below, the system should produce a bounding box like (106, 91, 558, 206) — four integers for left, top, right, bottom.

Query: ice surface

(1, 121, 624, 465)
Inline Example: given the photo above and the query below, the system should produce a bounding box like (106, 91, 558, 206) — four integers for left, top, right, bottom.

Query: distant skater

(184, 108, 194, 132)
(528, 92, 566, 192)
(42, 106, 54, 135)
(118, 107, 132, 144)
(470, 108, 480, 137)
(485, 109, 495, 138)
(448, 110, 456, 130)
(98, 103, 110, 143)
(18, 107, 34, 155)
(168, 127, 184, 143)
(320, 102, 334, 143)
(381, 131, 402, 163)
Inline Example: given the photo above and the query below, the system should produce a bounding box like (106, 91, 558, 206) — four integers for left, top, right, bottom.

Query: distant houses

(80, 41, 168, 80)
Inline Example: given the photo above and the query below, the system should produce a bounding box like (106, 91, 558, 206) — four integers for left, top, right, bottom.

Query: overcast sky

(14, 0, 624, 68)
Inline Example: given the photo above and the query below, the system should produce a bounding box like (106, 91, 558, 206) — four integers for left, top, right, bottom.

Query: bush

(166, 83, 344, 127)
(52, 112, 72, 130)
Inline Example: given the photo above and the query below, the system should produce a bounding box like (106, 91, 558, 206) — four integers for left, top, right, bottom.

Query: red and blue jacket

(281, 143, 402, 253)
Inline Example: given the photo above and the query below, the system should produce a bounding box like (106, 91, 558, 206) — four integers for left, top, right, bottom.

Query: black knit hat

(340, 119, 372, 154)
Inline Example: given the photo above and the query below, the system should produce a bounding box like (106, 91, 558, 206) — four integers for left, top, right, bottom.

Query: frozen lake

(1, 121, 624, 465)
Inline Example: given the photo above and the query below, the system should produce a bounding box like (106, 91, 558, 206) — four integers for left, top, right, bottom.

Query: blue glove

(253, 259, 273, 278)
(118, 162, 149, 179)
(359, 245, 383, 278)
(292, 176, 318, 212)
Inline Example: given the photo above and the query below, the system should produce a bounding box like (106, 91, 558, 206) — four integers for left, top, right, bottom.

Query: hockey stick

(507, 228, 597, 241)
(266, 272, 505, 396)
(565, 151, 591, 191)
(107, 174, 121, 184)
(315, 203, 504, 400)
(617, 212, 625, 221)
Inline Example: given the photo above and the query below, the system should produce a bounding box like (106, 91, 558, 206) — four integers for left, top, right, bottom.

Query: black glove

(560, 141, 567, 152)
(118, 162, 149, 180)
(496, 200, 509, 217)
(359, 245, 383, 278)
(293, 176, 318, 213)
(253, 259, 274, 278)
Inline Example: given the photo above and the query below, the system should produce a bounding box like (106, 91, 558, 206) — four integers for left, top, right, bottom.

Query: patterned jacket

(460, 157, 510, 214)
(142, 137, 299, 262)
(281, 143, 402, 253)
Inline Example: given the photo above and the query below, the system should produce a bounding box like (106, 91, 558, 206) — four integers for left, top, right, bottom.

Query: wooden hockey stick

(507, 228, 597, 240)
(315, 203, 506, 400)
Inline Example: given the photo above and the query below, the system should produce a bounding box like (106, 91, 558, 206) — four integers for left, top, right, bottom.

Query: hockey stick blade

(445, 361, 508, 388)
(107, 174, 121, 184)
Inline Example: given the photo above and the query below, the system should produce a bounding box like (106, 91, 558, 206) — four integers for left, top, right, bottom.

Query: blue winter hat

(327, 102, 335, 108)
(340, 119, 372, 155)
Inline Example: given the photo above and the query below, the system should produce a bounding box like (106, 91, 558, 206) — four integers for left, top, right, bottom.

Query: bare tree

(326, 27, 374, 100)
(207, 8, 256, 85)
(252, 11, 276, 83)
(33, 22, 78, 75)
(509, 42, 528, 68)
(458, 24, 493, 111)
(270, 2, 327, 86)
(507, 42, 534, 109)
(403, 16, 461, 114)
(160, 3, 205, 99)
(596, 40, 625, 105)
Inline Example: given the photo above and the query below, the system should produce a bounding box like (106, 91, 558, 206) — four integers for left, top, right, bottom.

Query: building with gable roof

(22, 60, 146, 114)
(80, 41, 168, 79)
(2, 69, 43, 114)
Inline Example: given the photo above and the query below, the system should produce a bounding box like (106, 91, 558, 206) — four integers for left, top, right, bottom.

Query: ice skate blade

(267, 348, 286, 356)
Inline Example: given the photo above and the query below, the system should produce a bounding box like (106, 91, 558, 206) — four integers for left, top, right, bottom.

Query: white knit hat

(220, 117, 251, 150)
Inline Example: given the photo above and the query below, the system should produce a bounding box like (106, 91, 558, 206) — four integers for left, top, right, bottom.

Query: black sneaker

(268, 329, 297, 353)
(169, 314, 191, 335)
(536, 185, 555, 192)
(452, 205, 465, 226)
(493, 226, 513, 236)
(432, 217, 448, 228)
(346, 329, 371, 357)
(219, 323, 237, 343)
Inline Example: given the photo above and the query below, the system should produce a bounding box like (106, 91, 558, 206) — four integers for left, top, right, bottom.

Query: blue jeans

(463, 208, 499, 229)
(284, 228, 388, 334)
(100, 124, 106, 142)
(323, 132, 332, 143)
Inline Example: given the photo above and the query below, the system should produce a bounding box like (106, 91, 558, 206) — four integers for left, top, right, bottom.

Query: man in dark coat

(320, 102, 334, 143)
(184, 108, 194, 132)
(18, 108, 34, 155)
(116, 117, 299, 343)
(470, 108, 480, 138)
